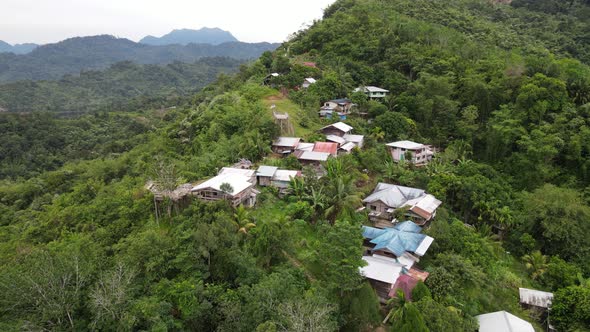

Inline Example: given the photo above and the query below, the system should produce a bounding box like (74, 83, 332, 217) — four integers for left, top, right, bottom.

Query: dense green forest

(1, 0, 590, 331)
(0, 35, 279, 82)
(0, 57, 241, 113)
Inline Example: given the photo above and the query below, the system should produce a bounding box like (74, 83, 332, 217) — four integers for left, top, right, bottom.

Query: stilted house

(354, 86, 390, 99)
(272, 137, 302, 155)
(191, 173, 258, 207)
(256, 166, 301, 189)
(360, 221, 432, 302)
(363, 183, 441, 227)
(319, 122, 353, 137)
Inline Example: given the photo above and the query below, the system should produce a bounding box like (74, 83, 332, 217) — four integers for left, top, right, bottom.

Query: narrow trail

(281, 249, 317, 282)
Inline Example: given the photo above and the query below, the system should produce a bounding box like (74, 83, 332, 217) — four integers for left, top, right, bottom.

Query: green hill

(0, 35, 278, 82)
(0, 0, 589, 331)
(0, 57, 241, 113)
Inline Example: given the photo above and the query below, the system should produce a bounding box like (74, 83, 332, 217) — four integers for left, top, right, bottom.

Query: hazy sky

(0, 0, 336, 45)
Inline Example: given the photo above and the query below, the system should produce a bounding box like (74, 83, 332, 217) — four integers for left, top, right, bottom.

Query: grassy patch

(262, 93, 319, 138)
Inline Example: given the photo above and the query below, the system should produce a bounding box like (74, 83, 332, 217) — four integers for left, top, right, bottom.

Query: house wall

(272, 146, 296, 154)
(366, 201, 390, 214)
(368, 91, 387, 98)
(389, 147, 432, 165)
(258, 176, 272, 186)
(194, 187, 256, 207)
(321, 128, 346, 137)
(368, 279, 393, 302)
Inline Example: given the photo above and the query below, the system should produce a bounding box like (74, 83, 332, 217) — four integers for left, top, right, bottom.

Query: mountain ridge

(0, 40, 38, 54)
(0, 35, 279, 82)
(140, 27, 239, 45)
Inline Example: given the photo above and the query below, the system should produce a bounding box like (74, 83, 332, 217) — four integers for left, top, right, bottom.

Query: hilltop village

(1, 0, 589, 330)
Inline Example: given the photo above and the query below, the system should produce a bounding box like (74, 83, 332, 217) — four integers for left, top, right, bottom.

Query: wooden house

(354, 86, 389, 99)
(386, 140, 434, 165)
(362, 183, 441, 227)
(192, 173, 258, 207)
(272, 137, 302, 154)
(302, 77, 316, 88)
(319, 122, 353, 137)
(293, 150, 331, 166)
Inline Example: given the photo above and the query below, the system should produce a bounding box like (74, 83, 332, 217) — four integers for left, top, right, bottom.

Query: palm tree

(522, 250, 548, 280)
(233, 205, 256, 234)
(383, 290, 428, 331)
(324, 176, 362, 223)
(305, 187, 326, 222)
(289, 176, 306, 200)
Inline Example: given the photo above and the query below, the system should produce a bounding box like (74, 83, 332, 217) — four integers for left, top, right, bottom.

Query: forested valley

(0, 0, 589, 331)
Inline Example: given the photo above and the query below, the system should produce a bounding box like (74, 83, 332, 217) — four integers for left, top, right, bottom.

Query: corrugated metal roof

(476, 311, 534, 332)
(360, 255, 403, 284)
(339, 142, 356, 152)
(273, 137, 301, 147)
(218, 167, 255, 178)
(326, 135, 346, 145)
(304, 77, 316, 84)
(362, 183, 426, 208)
(386, 140, 425, 150)
(273, 170, 300, 182)
(295, 151, 331, 161)
(355, 86, 389, 93)
(313, 142, 339, 155)
(296, 142, 315, 151)
(362, 224, 433, 257)
(320, 121, 353, 133)
(256, 166, 278, 178)
(343, 134, 364, 143)
(192, 173, 253, 195)
(519, 288, 553, 309)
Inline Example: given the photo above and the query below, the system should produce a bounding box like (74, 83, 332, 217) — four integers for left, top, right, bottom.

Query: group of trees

(0, 58, 242, 113)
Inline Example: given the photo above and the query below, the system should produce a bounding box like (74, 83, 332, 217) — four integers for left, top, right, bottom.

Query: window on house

(370, 205, 377, 211)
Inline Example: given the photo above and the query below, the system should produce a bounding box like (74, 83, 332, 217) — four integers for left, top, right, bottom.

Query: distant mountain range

(140, 27, 238, 46)
(0, 40, 38, 54)
(0, 35, 279, 82)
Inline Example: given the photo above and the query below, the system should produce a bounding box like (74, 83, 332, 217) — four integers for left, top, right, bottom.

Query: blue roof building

(362, 221, 433, 257)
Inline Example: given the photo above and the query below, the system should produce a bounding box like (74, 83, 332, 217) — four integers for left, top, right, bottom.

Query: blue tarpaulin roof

(362, 222, 429, 257)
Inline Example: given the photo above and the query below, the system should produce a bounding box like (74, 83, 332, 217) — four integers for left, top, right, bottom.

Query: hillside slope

(0, 57, 241, 113)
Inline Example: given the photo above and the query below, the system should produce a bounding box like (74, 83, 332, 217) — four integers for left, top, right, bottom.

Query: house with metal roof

(386, 140, 434, 165)
(302, 77, 317, 88)
(343, 134, 364, 148)
(354, 86, 390, 99)
(256, 166, 301, 189)
(360, 221, 433, 302)
(192, 173, 258, 207)
(362, 222, 433, 261)
(218, 167, 256, 183)
(272, 137, 302, 154)
(293, 150, 331, 165)
(360, 254, 404, 301)
(313, 142, 339, 156)
(363, 183, 442, 226)
(320, 122, 354, 137)
(476, 311, 535, 332)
